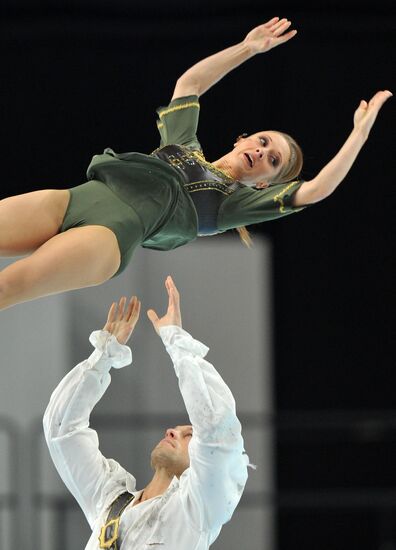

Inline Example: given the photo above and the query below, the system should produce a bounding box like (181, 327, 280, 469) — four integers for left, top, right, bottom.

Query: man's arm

(292, 90, 392, 206)
(43, 297, 140, 528)
(172, 17, 296, 99)
(160, 325, 249, 530)
(148, 277, 249, 531)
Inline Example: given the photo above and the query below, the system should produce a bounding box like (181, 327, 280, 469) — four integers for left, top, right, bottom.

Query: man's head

(151, 425, 193, 478)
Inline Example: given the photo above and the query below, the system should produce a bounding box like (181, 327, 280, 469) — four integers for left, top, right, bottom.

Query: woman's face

(229, 130, 291, 187)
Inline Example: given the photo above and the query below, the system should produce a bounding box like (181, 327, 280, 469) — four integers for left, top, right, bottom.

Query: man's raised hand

(103, 296, 141, 345)
(147, 276, 182, 334)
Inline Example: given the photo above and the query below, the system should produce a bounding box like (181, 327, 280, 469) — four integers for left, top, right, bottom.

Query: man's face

(150, 425, 193, 477)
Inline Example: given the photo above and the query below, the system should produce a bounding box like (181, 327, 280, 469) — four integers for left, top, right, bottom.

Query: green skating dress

(61, 95, 304, 275)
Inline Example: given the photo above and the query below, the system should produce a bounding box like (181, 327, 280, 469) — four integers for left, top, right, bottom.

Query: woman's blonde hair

(237, 131, 303, 247)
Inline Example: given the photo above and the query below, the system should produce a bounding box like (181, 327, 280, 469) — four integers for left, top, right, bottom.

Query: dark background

(1, 1, 395, 548)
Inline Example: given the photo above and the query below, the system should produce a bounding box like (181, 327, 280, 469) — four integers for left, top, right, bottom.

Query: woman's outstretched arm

(293, 90, 393, 206)
(172, 17, 297, 100)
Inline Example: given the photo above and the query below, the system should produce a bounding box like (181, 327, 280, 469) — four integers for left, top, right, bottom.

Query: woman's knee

(0, 190, 71, 255)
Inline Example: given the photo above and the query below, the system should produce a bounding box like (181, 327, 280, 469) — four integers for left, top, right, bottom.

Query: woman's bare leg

(0, 189, 70, 256)
(0, 225, 121, 310)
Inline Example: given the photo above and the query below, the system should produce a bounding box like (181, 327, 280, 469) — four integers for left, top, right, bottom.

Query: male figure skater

(43, 276, 249, 549)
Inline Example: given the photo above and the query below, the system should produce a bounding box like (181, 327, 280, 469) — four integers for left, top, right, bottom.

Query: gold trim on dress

(150, 145, 239, 190)
(188, 186, 231, 196)
(273, 181, 298, 213)
(190, 150, 206, 162)
(189, 151, 235, 182)
(158, 102, 200, 119)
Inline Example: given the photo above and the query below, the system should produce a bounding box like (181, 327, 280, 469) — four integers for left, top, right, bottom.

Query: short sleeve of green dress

(156, 95, 202, 151)
(218, 179, 305, 231)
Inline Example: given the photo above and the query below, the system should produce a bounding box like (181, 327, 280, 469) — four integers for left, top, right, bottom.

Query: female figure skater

(0, 17, 391, 310)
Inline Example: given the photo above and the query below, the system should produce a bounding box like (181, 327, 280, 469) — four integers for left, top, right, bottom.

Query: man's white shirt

(43, 326, 249, 549)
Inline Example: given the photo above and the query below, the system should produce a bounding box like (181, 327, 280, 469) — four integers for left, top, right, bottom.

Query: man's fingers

(147, 309, 159, 325)
(165, 276, 176, 300)
(167, 275, 180, 300)
(125, 296, 134, 320)
(166, 277, 180, 314)
(167, 281, 175, 312)
(106, 302, 117, 325)
(125, 296, 139, 321)
(116, 296, 127, 320)
(133, 299, 141, 322)
(128, 297, 141, 323)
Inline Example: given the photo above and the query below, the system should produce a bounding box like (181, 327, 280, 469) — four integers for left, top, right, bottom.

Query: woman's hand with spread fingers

(243, 17, 297, 55)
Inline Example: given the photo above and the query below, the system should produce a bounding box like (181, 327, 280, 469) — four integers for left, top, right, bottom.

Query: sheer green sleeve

(156, 95, 202, 151)
(217, 180, 306, 230)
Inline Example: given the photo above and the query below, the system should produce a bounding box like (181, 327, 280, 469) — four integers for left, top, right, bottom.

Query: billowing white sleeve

(159, 325, 249, 532)
(43, 330, 136, 528)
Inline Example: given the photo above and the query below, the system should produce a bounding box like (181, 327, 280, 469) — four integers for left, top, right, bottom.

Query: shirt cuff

(158, 325, 209, 357)
(88, 330, 132, 370)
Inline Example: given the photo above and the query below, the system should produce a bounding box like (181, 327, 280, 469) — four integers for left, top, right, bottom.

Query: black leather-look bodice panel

(151, 145, 242, 235)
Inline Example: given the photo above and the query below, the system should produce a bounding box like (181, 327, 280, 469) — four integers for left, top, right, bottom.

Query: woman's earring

(236, 132, 248, 142)
(256, 181, 269, 189)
